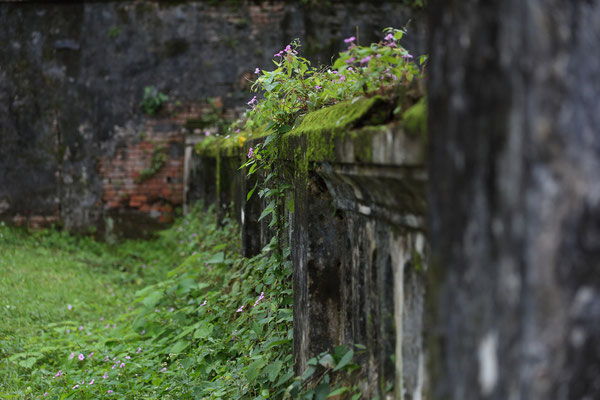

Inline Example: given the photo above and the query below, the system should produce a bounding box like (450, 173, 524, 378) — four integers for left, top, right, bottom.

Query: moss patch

(402, 97, 427, 138)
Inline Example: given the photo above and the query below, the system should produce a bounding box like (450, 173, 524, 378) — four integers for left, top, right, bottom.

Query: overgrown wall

(190, 97, 428, 399)
(0, 0, 425, 237)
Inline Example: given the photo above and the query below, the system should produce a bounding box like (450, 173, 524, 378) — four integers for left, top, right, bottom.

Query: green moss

(402, 97, 427, 138)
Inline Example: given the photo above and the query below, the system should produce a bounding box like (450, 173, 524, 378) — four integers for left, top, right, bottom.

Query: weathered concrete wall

(190, 97, 428, 398)
(428, 1, 600, 399)
(0, 0, 425, 235)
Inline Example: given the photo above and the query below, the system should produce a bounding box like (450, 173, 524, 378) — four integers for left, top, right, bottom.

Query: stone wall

(0, 0, 425, 235)
(190, 97, 428, 399)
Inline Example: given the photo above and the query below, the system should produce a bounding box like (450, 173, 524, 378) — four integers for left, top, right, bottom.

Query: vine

(136, 145, 167, 183)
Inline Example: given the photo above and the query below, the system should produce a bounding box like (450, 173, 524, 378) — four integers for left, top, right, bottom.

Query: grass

(0, 222, 178, 398)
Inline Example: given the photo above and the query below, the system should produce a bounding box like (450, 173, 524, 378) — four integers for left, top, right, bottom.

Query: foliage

(136, 145, 167, 183)
(242, 27, 424, 135)
(140, 86, 169, 116)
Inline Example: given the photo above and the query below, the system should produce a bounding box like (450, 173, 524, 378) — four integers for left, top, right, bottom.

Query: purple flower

(100, 316, 104, 321)
(119, 362, 125, 368)
(315, 85, 322, 90)
(66, 329, 70, 334)
(338, 75, 345, 83)
(69, 353, 75, 360)
(112, 364, 116, 369)
(107, 390, 114, 394)
(253, 292, 265, 307)
(247, 96, 258, 107)
(345, 57, 355, 64)
(141, 330, 145, 335)
(44, 393, 49, 397)
(273, 51, 284, 57)
(78, 325, 83, 331)
(236, 305, 244, 312)
(103, 372, 109, 379)
(348, 67, 354, 72)
(204, 130, 211, 136)
(235, 128, 240, 133)
(247, 148, 254, 159)
(72, 384, 79, 390)
(125, 355, 131, 359)
(384, 33, 395, 42)
(88, 379, 95, 385)
(344, 36, 356, 43)
(53, 370, 62, 379)
(136, 347, 142, 354)
(169, 307, 174, 312)
(160, 367, 167, 372)
(403, 53, 413, 59)
(105, 323, 110, 329)
(254, 67, 260, 74)
(201, 300, 207, 306)
(88, 352, 94, 357)
(78, 354, 84, 361)
(360, 55, 372, 64)
(67, 304, 72, 310)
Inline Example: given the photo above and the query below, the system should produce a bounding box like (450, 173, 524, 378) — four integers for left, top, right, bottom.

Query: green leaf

(246, 358, 267, 382)
(206, 252, 224, 264)
(194, 323, 214, 339)
(170, 340, 191, 354)
(247, 181, 258, 201)
(315, 381, 331, 400)
(333, 349, 354, 372)
(142, 291, 163, 308)
(266, 360, 284, 382)
(301, 365, 316, 381)
(327, 387, 350, 397)
(319, 354, 335, 369)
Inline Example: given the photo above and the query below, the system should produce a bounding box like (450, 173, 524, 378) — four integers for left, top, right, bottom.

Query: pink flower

(88, 352, 94, 357)
(136, 347, 142, 353)
(169, 307, 174, 312)
(105, 323, 110, 329)
(255, 68, 260, 74)
(78, 354, 84, 361)
(53, 370, 62, 379)
(201, 300, 207, 306)
(125, 355, 131, 359)
(72, 385, 79, 389)
(204, 130, 211, 136)
(160, 367, 167, 372)
(360, 55, 372, 64)
(315, 85, 322, 90)
(236, 305, 244, 312)
(344, 36, 356, 43)
(88, 379, 95, 385)
(44, 393, 49, 397)
(384, 33, 395, 42)
(103, 372, 108, 379)
(69, 353, 75, 360)
(107, 390, 113, 394)
(235, 128, 240, 133)
(338, 75, 345, 83)
(119, 363, 125, 368)
(247, 96, 258, 107)
(348, 67, 354, 72)
(66, 329, 70, 334)
(141, 330, 145, 335)
(247, 148, 254, 158)
(67, 304, 72, 310)
(112, 364, 116, 369)
(345, 57, 355, 64)
(78, 325, 83, 331)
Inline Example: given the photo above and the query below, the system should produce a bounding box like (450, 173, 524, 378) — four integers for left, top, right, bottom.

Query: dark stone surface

(428, 1, 600, 399)
(0, 0, 425, 231)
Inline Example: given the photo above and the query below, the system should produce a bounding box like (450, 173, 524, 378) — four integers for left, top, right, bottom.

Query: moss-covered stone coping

(194, 95, 426, 166)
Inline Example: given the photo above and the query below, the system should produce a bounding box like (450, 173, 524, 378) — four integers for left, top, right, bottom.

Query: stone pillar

(428, 1, 600, 399)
